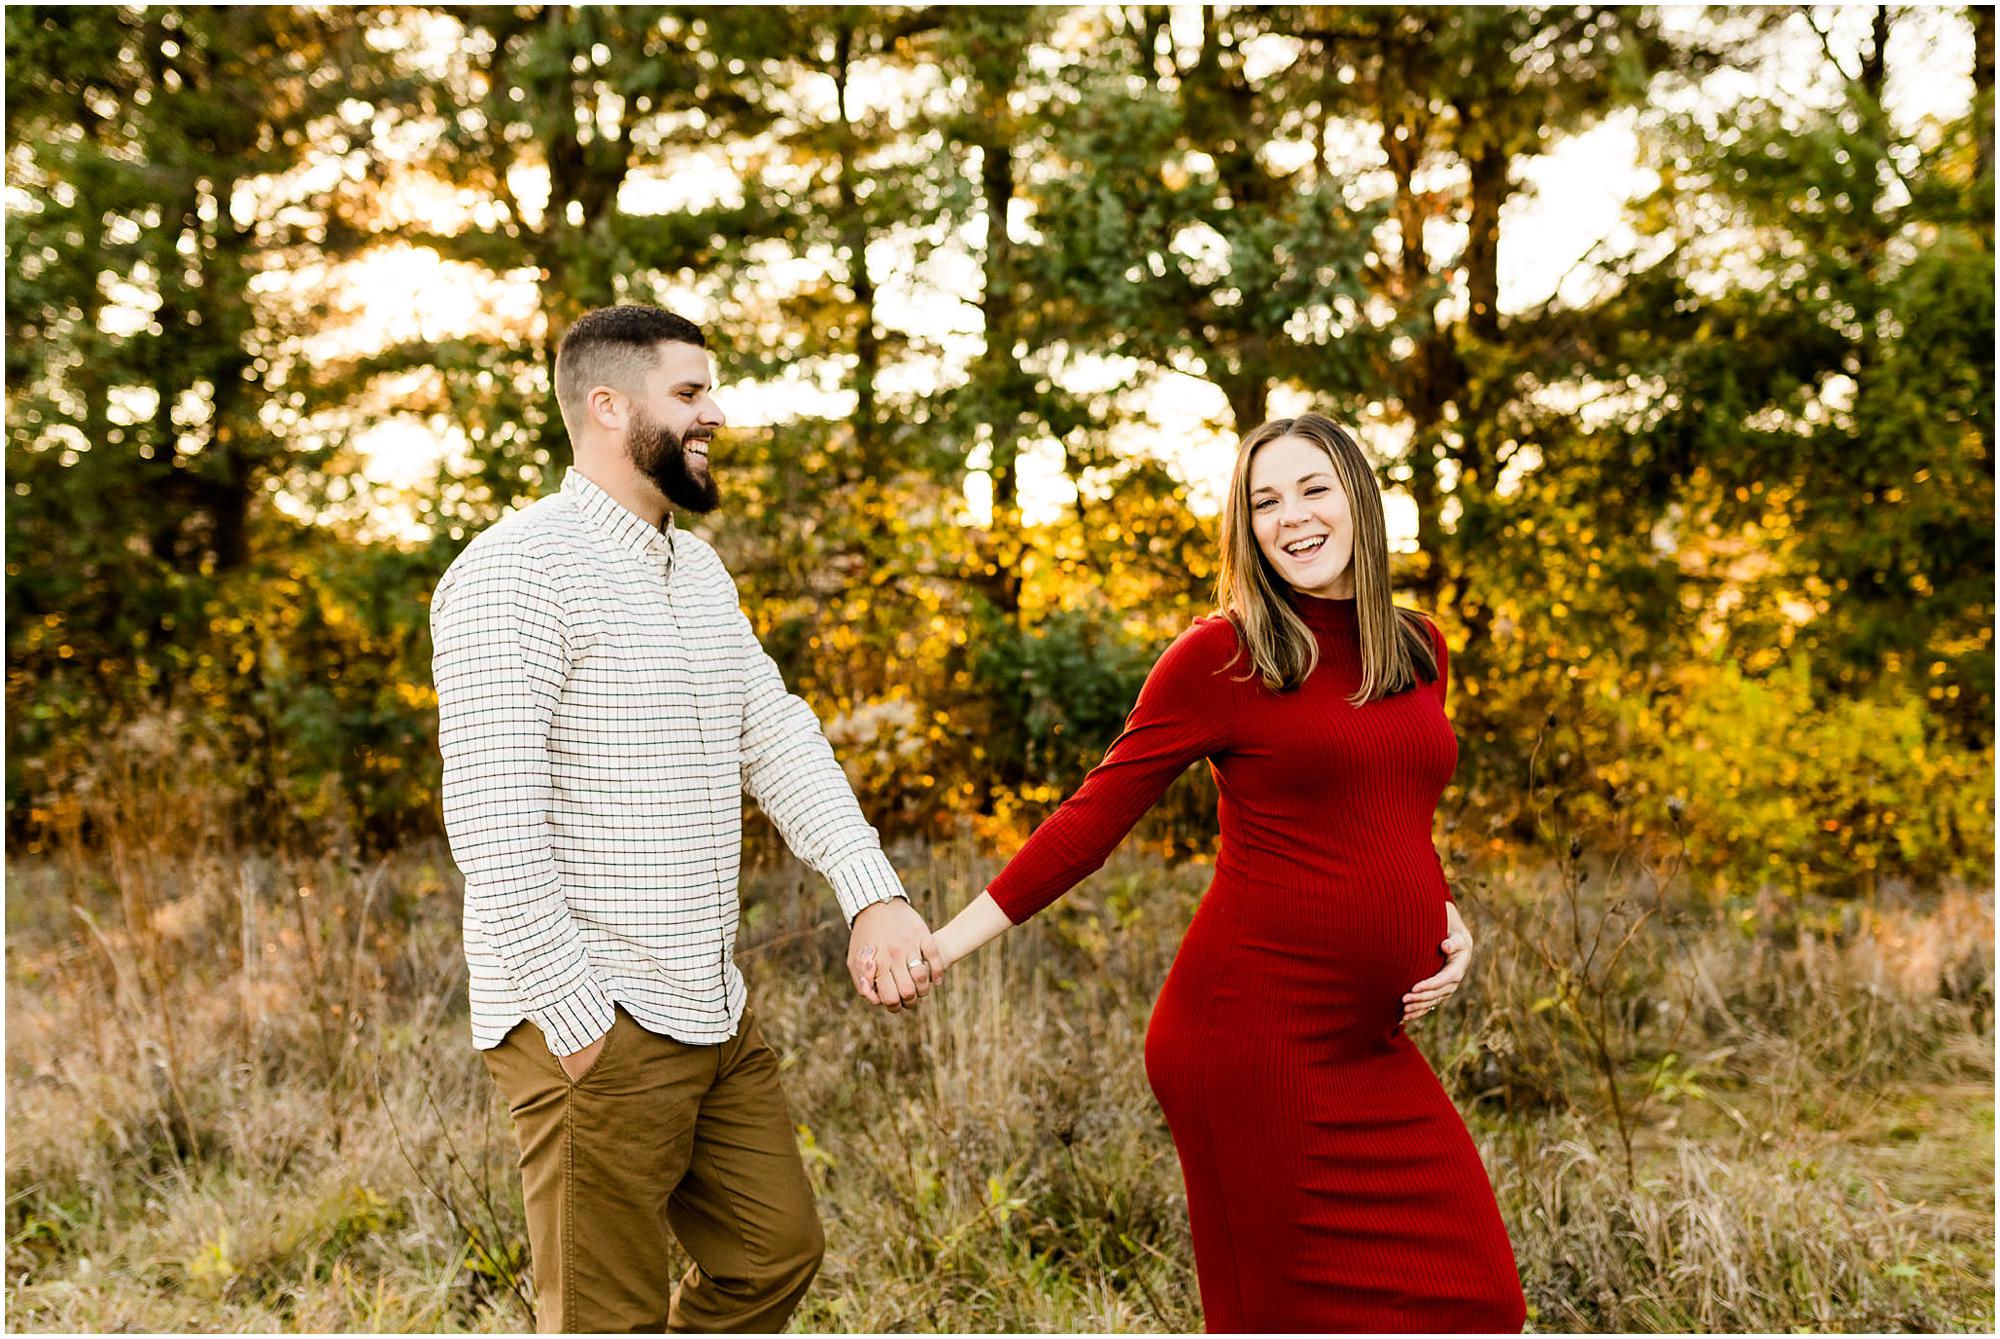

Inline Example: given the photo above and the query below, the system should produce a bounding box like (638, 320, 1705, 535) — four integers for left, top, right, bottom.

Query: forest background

(5, 5, 1995, 1333)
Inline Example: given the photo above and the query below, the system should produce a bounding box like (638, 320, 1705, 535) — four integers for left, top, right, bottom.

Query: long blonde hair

(1215, 413, 1441, 702)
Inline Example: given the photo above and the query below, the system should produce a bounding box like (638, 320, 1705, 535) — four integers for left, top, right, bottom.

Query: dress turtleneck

(1290, 590, 1358, 636)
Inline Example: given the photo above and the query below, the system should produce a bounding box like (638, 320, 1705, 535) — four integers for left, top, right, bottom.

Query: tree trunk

(1182, 13, 1274, 434)
(1448, 137, 1509, 597)
(1861, 6, 1889, 105)
(1975, 5, 1994, 184)
(977, 127, 1024, 619)
(1218, 362, 1267, 437)
(833, 20, 880, 476)
(531, 6, 635, 481)
(1853, 6, 1892, 389)
(1464, 144, 1505, 344)
(1380, 80, 1444, 581)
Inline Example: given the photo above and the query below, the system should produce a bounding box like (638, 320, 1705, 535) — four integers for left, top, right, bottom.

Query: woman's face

(1247, 435, 1355, 599)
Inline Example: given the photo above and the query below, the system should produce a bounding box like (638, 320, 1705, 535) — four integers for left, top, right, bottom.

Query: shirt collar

(562, 468, 676, 563)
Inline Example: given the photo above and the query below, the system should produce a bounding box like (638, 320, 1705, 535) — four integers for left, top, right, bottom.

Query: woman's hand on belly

(1400, 900, 1474, 1024)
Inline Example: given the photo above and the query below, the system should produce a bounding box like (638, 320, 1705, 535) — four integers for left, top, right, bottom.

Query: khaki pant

(481, 1004, 824, 1333)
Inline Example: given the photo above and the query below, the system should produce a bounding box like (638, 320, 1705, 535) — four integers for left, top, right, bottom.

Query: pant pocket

(562, 1004, 627, 1089)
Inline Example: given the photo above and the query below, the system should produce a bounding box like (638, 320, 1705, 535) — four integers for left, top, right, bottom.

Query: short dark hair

(553, 305, 707, 425)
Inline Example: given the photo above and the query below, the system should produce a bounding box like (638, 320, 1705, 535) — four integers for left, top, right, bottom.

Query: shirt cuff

(529, 972, 618, 1057)
(828, 847, 907, 925)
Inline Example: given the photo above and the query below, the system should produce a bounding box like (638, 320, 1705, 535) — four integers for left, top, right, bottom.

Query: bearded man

(430, 304, 940, 1332)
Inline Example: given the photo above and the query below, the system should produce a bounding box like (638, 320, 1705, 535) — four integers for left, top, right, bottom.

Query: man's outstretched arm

(729, 584, 941, 1009)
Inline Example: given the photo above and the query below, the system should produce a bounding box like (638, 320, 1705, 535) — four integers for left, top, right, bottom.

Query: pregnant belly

(1145, 874, 1446, 1099)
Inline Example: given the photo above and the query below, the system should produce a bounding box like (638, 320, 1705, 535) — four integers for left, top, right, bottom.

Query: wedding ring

(907, 957, 927, 972)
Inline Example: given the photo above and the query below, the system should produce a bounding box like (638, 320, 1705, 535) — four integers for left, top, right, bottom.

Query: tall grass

(6, 728, 1992, 1331)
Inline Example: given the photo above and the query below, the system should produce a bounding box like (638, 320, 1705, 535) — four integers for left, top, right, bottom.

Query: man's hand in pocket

(558, 1030, 608, 1081)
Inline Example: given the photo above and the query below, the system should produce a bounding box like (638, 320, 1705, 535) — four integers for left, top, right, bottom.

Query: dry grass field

(5, 760, 1992, 1331)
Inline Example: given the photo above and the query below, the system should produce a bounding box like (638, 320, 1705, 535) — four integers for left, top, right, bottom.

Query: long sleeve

(987, 618, 1241, 923)
(433, 539, 614, 1055)
(729, 574, 905, 926)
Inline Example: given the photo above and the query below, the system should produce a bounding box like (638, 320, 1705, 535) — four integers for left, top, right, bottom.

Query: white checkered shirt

(432, 467, 906, 1054)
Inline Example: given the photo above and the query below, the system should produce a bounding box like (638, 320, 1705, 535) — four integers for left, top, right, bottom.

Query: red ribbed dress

(986, 594, 1526, 1333)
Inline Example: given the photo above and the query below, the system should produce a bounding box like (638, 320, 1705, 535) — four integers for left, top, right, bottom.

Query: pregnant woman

(926, 413, 1527, 1331)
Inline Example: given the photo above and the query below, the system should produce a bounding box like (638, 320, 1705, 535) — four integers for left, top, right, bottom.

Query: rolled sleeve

(826, 847, 907, 925)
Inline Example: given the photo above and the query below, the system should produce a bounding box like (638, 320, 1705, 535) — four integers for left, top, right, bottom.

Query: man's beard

(628, 409, 719, 515)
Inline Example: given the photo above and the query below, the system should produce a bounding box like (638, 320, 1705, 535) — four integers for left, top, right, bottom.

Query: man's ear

(586, 385, 626, 434)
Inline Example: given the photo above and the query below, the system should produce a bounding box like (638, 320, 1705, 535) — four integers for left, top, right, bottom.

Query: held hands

(847, 898, 945, 1014)
(1402, 900, 1475, 1025)
(846, 891, 1011, 1015)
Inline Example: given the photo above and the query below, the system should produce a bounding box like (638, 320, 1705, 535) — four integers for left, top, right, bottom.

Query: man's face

(628, 341, 726, 514)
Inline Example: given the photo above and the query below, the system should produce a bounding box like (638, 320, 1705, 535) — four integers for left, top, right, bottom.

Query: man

(431, 304, 940, 1332)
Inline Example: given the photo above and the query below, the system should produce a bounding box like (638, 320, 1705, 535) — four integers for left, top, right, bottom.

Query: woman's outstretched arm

(913, 618, 1241, 982)
(932, 890, 1013, 970)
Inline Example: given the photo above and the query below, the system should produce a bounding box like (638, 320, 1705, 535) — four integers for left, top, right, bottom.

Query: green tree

(1030, 7, 1387, 437)
(6, 5, 405, 825)
(1450, 5, 1993, 887)
(1543, 5, 1994, 734)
